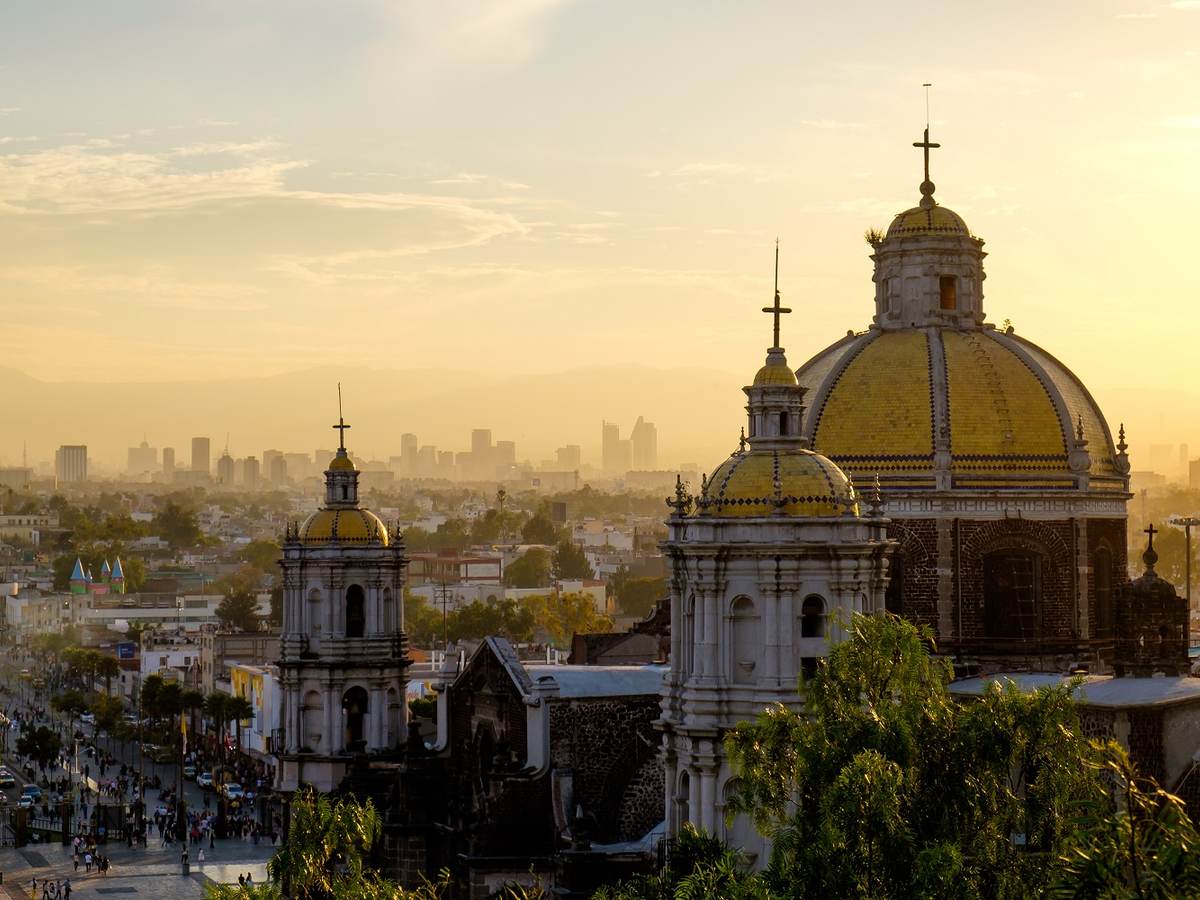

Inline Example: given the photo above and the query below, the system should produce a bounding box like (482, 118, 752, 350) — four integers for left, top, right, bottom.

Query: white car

(221, 782, 243, 801)
(80, 712, 95, 725)
(17, 796, 32, 809)
(197, 772, 213, 789)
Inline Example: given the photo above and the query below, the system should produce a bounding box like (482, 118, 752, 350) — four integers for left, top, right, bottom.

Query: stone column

(368, 686, 384, 750)
(760, 572, 780, 686)
(669, 573, 682, 681)
(702, 588, 719, 682)
(699, 760, 717, 834)
(324, 685, 338, 755)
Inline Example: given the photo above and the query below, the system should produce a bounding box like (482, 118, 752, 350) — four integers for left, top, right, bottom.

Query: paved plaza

(0, 838, 272, 899)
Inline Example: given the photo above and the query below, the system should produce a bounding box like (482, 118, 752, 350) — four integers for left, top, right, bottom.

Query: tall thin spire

(913, 83, 940, 209)
(332, 382, 351, 450)
(761, 239, 791, 350)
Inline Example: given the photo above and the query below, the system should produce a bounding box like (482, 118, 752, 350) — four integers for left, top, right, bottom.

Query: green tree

(52, 689, 90, 734)
(552, 539, 594, 580)
(140, 674, 164, 720)
(433, 517, 471, 552)
(266, 789, 383, 899)
(227, 694, 255, 753)
(180, 689, 205, 745)
(96, 653, 120, 696)
(238, 538, 282, 573)
(521, 511, 560, 545)
(523, 592, 611, 648)
(504, 548, 552, 588)
(616, 576, 665, 618)
(720, 613, 1110, 899)
(204, 692, 233, 760)
(215, 564, 264, 631)
(153, 500, 202, 549)
(17, 725, 62, 772)
(403, 592, 444, 647)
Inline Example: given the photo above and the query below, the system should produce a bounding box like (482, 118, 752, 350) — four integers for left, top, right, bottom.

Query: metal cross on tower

(332, 382, 351, 450)
(762, 240, 791, 350)
(913, 126, 940, 186)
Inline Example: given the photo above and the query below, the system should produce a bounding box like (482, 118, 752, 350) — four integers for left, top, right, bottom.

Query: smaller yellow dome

(299, 508, 389, 545)
(697, 448, 857, 518)
(886, 204, 969, 239)
(328, 453, 356, 472)
(753, 362, 799, 386)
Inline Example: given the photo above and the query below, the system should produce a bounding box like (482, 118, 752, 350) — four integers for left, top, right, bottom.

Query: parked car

(149, 745, 176, 764)
(0, 769, 15, 788)
(17, 796, 32, 809)
(79, 712, 95, 725)
(197, 772, 213, 790)
(183, 765, 196, 781)
(220, 782, 243, 801)
(21, 785, 41, 801)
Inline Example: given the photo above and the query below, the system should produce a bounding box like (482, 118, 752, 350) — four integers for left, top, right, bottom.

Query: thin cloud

(1163, 114, 1200, 128)
(799, 119, 870, 129)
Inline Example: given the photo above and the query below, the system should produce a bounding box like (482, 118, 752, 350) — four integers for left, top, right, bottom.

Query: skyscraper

(556, 445, 582, 470)
(127, 440, 157, 474)
(191, 436, 211, 474)
(401, 433, 418, 474)
(162, 447, 175, 474)
(243, 456, 261, 489)
(55, 445, 88, 483)
(216, 452, 235, 485)
(630, 417, 658, 470)
(601, 421, 631, 474)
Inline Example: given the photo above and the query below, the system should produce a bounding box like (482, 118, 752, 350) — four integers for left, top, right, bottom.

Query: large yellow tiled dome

(697, 448, 857, 518)
(795, 327, 1122, 491)
(885, 204, 970, 239)
(299, 508, 389, 545)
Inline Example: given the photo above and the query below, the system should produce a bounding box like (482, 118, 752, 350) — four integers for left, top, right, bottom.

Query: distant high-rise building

(269, 455, 288, 485)
(313, 449, 334, 467)
(630, 416, 658, 470)
(55, 445, 88, 483)
(401, 433, 418, 473)
(216, 452, 235, 485)
(243, 456, 261, 489)
(162, 447, 175, 473)
(495, 440, 516, 467)
(471, 429, 492, 456)
(127, 440, 157, 475)
(602, 421, 620, 473)
(285, 452, 311, 481)
(556, 445, 582, 470)
(1190, 458, 1200, 489)
(191, 437, 211, 474)
(0, 468, 32, 490)
(438, 450, 456, 477)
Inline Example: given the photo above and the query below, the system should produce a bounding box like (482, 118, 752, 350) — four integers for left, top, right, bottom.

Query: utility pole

(1170, 515, 1200, 623)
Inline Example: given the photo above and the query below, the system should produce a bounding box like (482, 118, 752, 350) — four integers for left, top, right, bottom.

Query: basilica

(274, 131, 1194, 897)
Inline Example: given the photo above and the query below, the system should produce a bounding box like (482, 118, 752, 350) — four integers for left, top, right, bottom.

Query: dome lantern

(870, 124, 987, 331)
(745, 243, 807, 450)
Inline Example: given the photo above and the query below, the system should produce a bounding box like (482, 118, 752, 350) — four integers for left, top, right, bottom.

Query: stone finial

(868, 472, 884, 517)
(1075, 414, 1085, 443)
(1115, 422, 1131, 476)
(738, 427, 747, 453)
(1143, 522, 1159, 573)
(666, 475, 693, 517)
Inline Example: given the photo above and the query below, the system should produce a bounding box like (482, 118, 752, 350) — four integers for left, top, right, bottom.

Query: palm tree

(225, 695, 255, 754)
(204, 692, 230, 759)
(180, 689, 204, 752)
(96, 654, 121, 697)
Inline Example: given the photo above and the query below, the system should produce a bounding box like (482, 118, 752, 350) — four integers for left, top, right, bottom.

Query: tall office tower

(495, 441, 516, 467)
(416, 446, 436, 477)
(1191, 459, 1200, 489)
(313, 449, 334, 467)
(438, 450, 457, 478)
(162, 447, 176, 473)
(263, 449, 283, 480)
(243, 456, 261, 489)
(216, 452, 236, 485)
(556, 445, 582, 470)
(55, 445, 88, 483)
(191, 437, 211, 474)
(400, 433, 418, 473)
(630, 416, 658, 470)
(471, 429, 493, 456)
(127, 440, 158, 475)
(602, 421, 621, 473)
(269, 455, 288, 485)
(285, 453, 312, 481)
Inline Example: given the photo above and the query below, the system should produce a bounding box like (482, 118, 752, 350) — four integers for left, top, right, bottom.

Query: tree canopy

(552, 539, 594, 580)
(504, 548, 552, 588)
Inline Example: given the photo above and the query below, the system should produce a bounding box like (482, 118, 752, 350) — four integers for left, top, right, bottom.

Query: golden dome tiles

(697, 449, 856, 518)
(299, 508, 390, 545)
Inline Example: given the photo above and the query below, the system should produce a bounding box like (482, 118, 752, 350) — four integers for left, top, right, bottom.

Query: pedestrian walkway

(0, 839, 271, 898)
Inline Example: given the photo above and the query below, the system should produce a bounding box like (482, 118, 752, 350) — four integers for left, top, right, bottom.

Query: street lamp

(1170, 515, 1200, 615)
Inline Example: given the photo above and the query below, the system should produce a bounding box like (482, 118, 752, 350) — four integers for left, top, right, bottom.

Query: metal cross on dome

(762, 239, 791, 350)
(1145, 522, 1158, 550)
(332, 382, 351, 450)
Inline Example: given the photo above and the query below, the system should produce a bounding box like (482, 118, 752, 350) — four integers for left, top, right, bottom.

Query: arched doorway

(345, 584, 365, 638)
(342, 686, 368, 752)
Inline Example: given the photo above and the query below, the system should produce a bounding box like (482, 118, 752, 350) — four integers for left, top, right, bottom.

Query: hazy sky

(3, 1, 1200, 468)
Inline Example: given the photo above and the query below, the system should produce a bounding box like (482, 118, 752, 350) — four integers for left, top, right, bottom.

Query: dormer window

(939, 275, 957, 311)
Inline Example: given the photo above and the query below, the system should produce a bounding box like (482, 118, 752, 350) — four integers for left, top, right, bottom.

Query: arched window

(939, 275, 957, 310)
(1095, 548, 1114, 638)
(342, 686, 368, 752)
(983, 551, 1041, 640)
(341, 484, 348, 501)
(345, 584, 366, 638)
(801, 595, 826, 638)
(730, 596, 760, 684)
(677, 770, 691, 829)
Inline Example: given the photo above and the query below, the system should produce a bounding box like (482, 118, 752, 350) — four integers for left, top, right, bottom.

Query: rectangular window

(939, 275, 957, 311)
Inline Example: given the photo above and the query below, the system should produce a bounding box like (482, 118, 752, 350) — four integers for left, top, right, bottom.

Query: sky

(2, 1, 1200, 469)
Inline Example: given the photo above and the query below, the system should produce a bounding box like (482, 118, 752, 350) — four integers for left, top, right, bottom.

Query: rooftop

(950, 673, 1200, 709)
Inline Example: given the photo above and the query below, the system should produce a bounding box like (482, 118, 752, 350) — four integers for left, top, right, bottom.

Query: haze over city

(3, 0, 1200, 470)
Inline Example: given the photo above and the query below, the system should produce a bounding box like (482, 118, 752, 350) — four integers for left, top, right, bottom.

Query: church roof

(886, 204, 970, 239)
(697, 447, 857, 518)
(950, 674, 1200, 710)
(795, 326, 1123, 490)
(299, 507, 389, 545)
